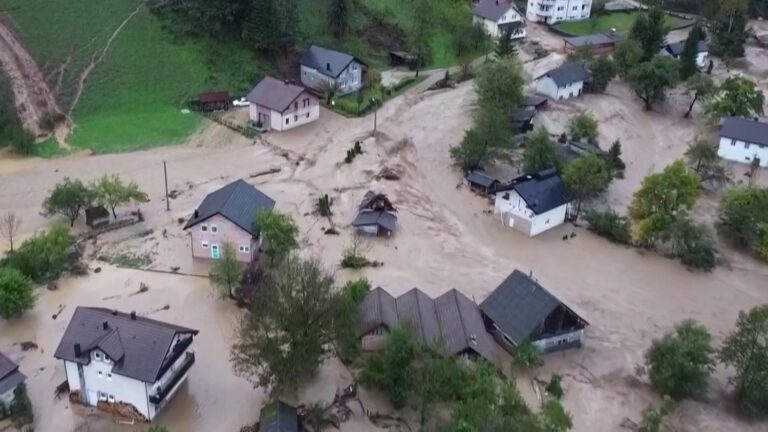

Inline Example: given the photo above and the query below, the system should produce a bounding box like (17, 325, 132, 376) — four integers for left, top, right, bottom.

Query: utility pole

(372, 97, 378, 136)
(163, 161, 170, 211)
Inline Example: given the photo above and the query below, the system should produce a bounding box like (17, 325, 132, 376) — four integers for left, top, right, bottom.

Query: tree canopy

(43, 177, 93, 227)
(685, 137, 730, 188)
(711, 0, 749, 58)
(209, 242, 243, 298)
(562, 155, 611, 218)
(254, 209, 299, 265)
(629, 3, 668, 60)
(679, 24, 704, 80)
(587, 56, 617, 93)
(92, 175, 149, 218)
(705, 76, 765, 124)
(474, 57, 525, 116)
(524, 128, 561, 174)
(3, 225, 75, 284)
(627, 56, 680, 111)
(684, 74, 715, 118)
(568, 112, 599, 142)
(328, 0, 350, 37)
(717, 186, 768, 254)
(450, 106, 512, 171)
(0, 267, 35, 319)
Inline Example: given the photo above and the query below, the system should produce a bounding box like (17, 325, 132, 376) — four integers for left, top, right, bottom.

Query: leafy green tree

(151, 0, 251, 38)
(254, 209, 298, 265)
(43, 177, 93, 226)
(567, 112, 599, 142)
(343, 278, 370, 304)
(683, 74, 715, 118)
(588, 56, 617, 93)
(474, 57, 525, 116)
(412, 349, 468, 427)
(450, 106, 512, 171)
(563, 155, 611, 217)
(546, 374, 564, 399)
(495, 28, 518, 59)
(303, 402, 336, 432)
(606, 140, 626, 176)
(717, 186, 768, 250)
(328, 0, 349, 37)
(4, 225, 74, 283)
(669, 217, 717, 270)
(630, 2, 669, 60)
(524, 128, 561, 174)
(614, 40, 643, 78)
(0, 268, 35, 319)
(756, 224, 768, 262)
(8, 382, 33, 427)
(243, 0, 281, 54)
(231, 257, 347, 394)
(585, 210, 632, 244)
(627, 56, 680, 111)
(719, 304, 768, 418)
(513, 339, 540, 368)
(705, 76, 765, 124)
(411, 0, 435, 76)
(92, 175, 149, 218)
(209, 242, 244, 298)
(276, 0, 300, 55)
(685, 137, 730, 187)
(679, 24, 704, 79)
(539, 399, 573, 432)
(447, 362, 498, 431)
(711, 0, 749, 58)
(8, 126, 34, 156)
(645, 320, 715, 399)
(639, 396, 675, 432)
(360, 326, 417, 408)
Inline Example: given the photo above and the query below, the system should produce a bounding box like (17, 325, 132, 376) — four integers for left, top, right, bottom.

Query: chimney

(130, 311, 137, 320)
(73, 343, 82, 357)
(102, 320, 109, 330)
(326, 63, 331, 72)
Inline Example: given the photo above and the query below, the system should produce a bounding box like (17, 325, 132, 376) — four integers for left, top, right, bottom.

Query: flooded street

(1, 25, 768, 431)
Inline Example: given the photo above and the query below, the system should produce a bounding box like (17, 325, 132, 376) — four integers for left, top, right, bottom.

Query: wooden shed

(198, 91, 231, 112)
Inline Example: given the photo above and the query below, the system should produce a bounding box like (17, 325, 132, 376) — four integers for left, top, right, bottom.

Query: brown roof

(246, 77, 310, 112)
(199, 91, 230, 104)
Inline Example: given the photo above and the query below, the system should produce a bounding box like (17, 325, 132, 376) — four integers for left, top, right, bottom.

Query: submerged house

(0, 352, 26, 411)
(717, 117, 768, 167)
(54, 307, 199, 422)
(493, 169, 571, 237)
(356, 287, 497, 364)
(246, 76, 319, 132)
(464, 170, 500, 195)
(300, 45, 365, 96)
(184, 179, 276, 262)
(352, 191, 397, 236)
(480, 270, 588, 354)
(662, 40, 709, 68)
(259, 400, 298, 432)
(472, 0, 526, 39)
(534, 62, 588, 101)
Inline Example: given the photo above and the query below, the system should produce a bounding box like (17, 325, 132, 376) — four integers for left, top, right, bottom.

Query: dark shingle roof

(465, 170, 498, 188)
(536, 62, 589, 87)
(0, 352, 18, 380)
(720, 117, 768, 147)
(564, 33, 619, 47)
(473, 0, 515, 21)
(352, 211, 397, 232)
(496, 169, 571, 215)
(357, 287, 398, 336)
(184, 179, 276, 235)
(434, 289, 496, 362)
(0, 352, 25, 395)
(54, 307, 198, 382)
(480, 271, 575, 345)
(499, 21, 525, 32)
(300, 45, 362, 79)
(396, 289, 442, 344)
(246, 77, 309, 112)
(665, 40, 708, 56)
(259, 401, 298, 432)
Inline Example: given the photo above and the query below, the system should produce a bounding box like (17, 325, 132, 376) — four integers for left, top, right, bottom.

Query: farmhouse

(527, 0, 591, 24)
(563, 32, 619, 55)
(184, 179, 276, 262)
(246, 77, 319, 132)
(717, 117, 768, 167)
(356, 287, 498, 364)
(0, 352, 25, 411)
(464, 170, 500, 195)
(54, 307, 199, 422)
(493, 169, 571, 237)
(472, 0, 526, 39)
(662, 40, 709, 69)
(480, 270, 588, 354)
(259, 401, 298, 432)
(300, 45, 365, 96)
(352, 191, 397, 236)
(534, 62, 588, 100)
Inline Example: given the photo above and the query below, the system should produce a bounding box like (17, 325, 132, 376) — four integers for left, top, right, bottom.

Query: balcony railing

(148, 352, 195, 405)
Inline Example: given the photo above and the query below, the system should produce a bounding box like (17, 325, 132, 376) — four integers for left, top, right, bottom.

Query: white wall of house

(472, 9, 524, 39)
(718, 136, 768, 167)
(535, 76, 584, 100)
(696, 51, 709, 68)
(532, 329, 584, 353)
(1, 387, 15, 408)
(249, 96, 320, 133)
(527, 0, 591, 23)
(301, 62, 363, 96)
(494, 190, 568, 236)
(189, 214, 257, 262)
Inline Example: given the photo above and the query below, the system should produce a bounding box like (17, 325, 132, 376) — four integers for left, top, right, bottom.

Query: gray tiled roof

(480, 271, 579, 345)
(473, 0, 515, 21)
(357, 287, 398, 336)
(260, 401, 298, 432)
(720, 117, 768, 147)
(0, 352, 17, 381)
(0, 352, 25, 395)
(465, 170, 498, 188)
(665, 40, 708, 56)
(496, 169, 571, 215)
(396, 288, 442, 344)
(434, 289, 496, 362)
(184, 179, 276, 235)
(564, 33, 619, 47)
(246, 76, 310, 112)
(536, 62, 589, 87)
(352, 211, 397, 232)
(54, 307, 198, 382)
(300, 45, 360, 78)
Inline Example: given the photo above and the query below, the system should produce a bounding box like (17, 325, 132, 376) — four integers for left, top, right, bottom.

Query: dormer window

(104, 356, 112, 364)
(94, 352, 102, 361)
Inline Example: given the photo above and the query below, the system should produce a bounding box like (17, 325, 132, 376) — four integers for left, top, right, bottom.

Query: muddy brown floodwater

(1, 23, 768, 432)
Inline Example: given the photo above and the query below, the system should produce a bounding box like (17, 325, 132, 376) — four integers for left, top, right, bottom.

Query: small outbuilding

(493, 168, 571, 237)
(480, 270, 588, 354)
(259, 400, 298, 432)
(534, 62, 588, 101)
(563, 32, 619, 56)
(661, 40, 710, 69)
(464, 170, 500, 195)
(388, 51, 418, 70)
(198, 91, 231, 112)
(522, 95, 548, 111)
(717, 117, 768, 167)
(510, 106, 536, 133)
(85, 206, 110, 229)
(353, 191, 397, 236)
(0, 352, 26, 411)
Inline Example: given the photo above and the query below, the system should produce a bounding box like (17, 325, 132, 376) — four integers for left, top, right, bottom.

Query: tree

(711, 0, 748, 59)
(474, 57, 525, 116)
(209, 242, 243, 298)
(717, 186, 768, 250)
(242, 0, 281, 55)
(360, 327, 417, 408)
(343, 278, 370, 304)
(645, 320, 715, 400)
(685, 137, 730, 187)
(669, 217, 717, 270)
(524, 128, 561, 174)
(254, 209, 298, 265)
(705, 76, 765, 124)
(588, 56, 617, 93)
(606, 140, 626, 176)
(719, 304, 768, 418)
(411, 0, 434, 77)
(277, 0, 300, 54)
(639, 396, 675, 432)
(563, 155, 611, 218)
(614, 40, 643, 79)
(43, 177, 92, 226)
(92, 175, 149, 218)
(8, 382, 33, 427)
(679, 24, 704, 79)
(567, 112, 599, 142)
(3, 225, 74, 283)
(8, 126, 34, 156)
(630, 2, 668, 60)
(585, 210, 632, 244)
(0, 268, 35, 319)
(303, 402, 336, 432)
(683, 74, 715, 118)
(0, 212, 22, 252)
(450, 107, 512, 171)
(328, 0, 349, 37)
(365, 68, 382, 90)
(231, 257, 348, 393)
(539, 399, 573, 432)
(627, 56, 679, 110)
(495, 28, 518, 59)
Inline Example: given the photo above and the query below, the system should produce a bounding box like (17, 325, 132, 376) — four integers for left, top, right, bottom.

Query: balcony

(148, 352, 195, 405)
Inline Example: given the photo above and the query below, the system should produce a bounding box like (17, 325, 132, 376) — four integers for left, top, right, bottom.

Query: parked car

(233, 97, 249, 107)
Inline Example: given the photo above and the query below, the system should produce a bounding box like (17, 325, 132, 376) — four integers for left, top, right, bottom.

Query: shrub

(3, 225, 76, 283)
(343, 278, 370, 304)
(0, 268, 35, 319)
(546, 374, 564, 399)
(585, 210, 631, 245)
(513, 339, 539, 368)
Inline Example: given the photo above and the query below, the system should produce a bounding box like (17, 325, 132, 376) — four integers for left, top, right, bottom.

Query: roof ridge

(450, 289, 471, 350)
(412, 288, 427, 342)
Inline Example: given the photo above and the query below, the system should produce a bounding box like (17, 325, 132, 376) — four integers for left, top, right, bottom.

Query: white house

(493, 169, 571, 237)
(246, 76, 320, 132)
(534, 62, 588, 100)
(527, 0, 592, 24)
(472, 0, 526, 39)
(0, 352, 25, 411)
(661, 40, 710, 68)
(300, 45, 365, 96)
(54, 307, 199, 422)
(717, 117, 768, 167)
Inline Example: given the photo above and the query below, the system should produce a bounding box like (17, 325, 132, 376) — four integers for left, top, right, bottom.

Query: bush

(3, 225, 76, 283)
(513, 339, 539, 368)
(585, 210, 632, 245)
(546, 374, 564, 399)
(343, 278, 370, 304)
(0, 268, 35, 319)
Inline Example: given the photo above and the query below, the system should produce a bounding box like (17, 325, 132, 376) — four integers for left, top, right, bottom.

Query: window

(98, 392, 107, 401)
(582, 4, 587, 9)
(352, 63, 358, 71)
(107, 373, 113, 380)
(306, 113, 310, 119)
(731, 140, 736, 146)
(239, 245, 250, 253)
(104, 356, 111, 364)
(94, 352, 102, 361)
(210, 225, 218, 234)
(744, 142, 750, 149)
(294, 102, 298, 110)
(545, 219, 550, 224)
(202, 241, 209, 249)
(557, 6, 564, 10)
(286, 118, 290, 125)
(108, 395, 115, 403)
(294, 114, 298, 121)
(572, 5, 578, 10)
(201, 224, 208, 232)
(303, 98, 310, 107)
(98, 371, 103, 378)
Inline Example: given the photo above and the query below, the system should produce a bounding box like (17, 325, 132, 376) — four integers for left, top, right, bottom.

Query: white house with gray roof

(300, 45, 365, 96)
(246, 76, 319, 132)
(472, 0, 526, 39)
(0, 352, 25, 411)
(494, 169, 572, 237)
(717, 117, 768, 167)
(534, 62, 589, 100)
(54, 307, 199, 422)
(661, 40, 709, 69)
(527, 0, 592, 23)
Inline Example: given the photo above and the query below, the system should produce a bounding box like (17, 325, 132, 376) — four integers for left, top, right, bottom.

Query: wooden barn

(198, 91, 231, 112)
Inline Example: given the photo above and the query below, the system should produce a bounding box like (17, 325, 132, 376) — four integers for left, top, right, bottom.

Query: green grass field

(553, 11, 690, 36)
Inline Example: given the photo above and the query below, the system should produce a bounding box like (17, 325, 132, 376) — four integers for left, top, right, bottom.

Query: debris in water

(128, 282, 149, 297)
(249, 167, 281, 178)
(52, 304, 66, 320)
(325, 227, 340, 235)
(171, 266, 181, 273)
(17, 341, 38, 351)
(102, 294, 121, 301)
(168, 190, 180, 199)
(162, 229, 168, 238)
(378, 166, 401, 180)
(177, 217, 185, 224)
(94, 267, 102, 273)
(46, 281, 58, 291)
